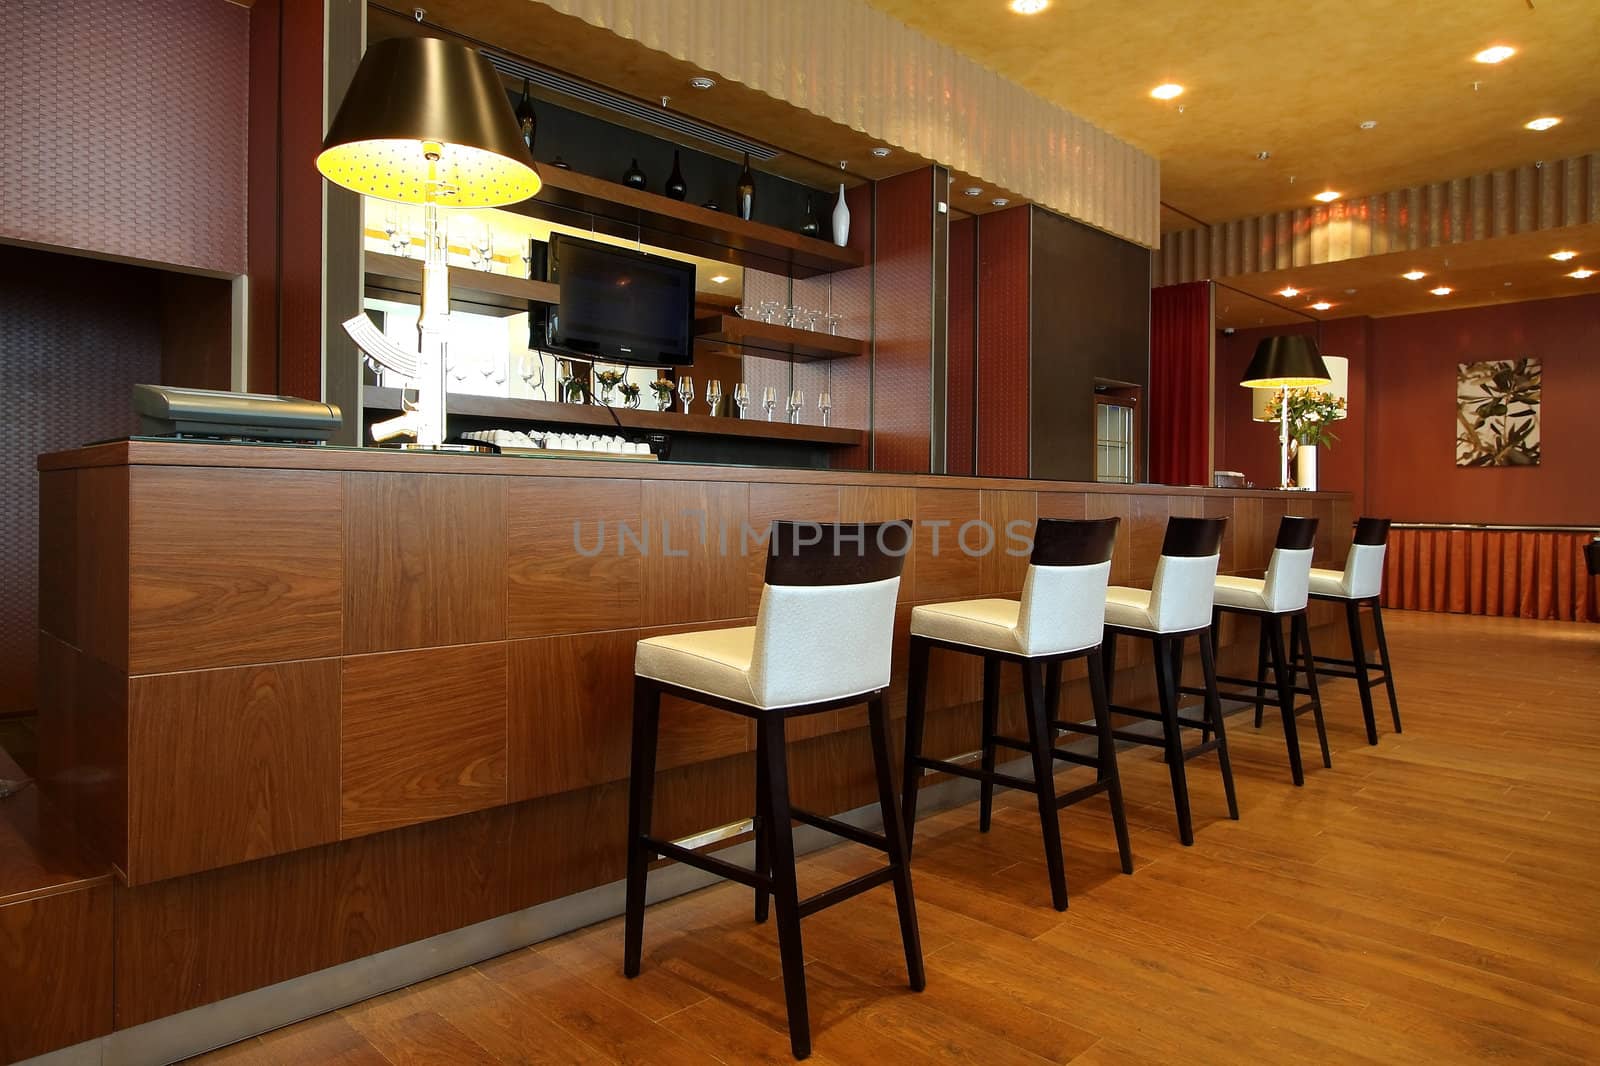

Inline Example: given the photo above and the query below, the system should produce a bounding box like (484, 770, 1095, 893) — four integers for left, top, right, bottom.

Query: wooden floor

(193, 612, 1600, 1065)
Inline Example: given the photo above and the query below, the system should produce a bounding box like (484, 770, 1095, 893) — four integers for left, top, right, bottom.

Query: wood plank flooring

(190, 612, 1600, 1065)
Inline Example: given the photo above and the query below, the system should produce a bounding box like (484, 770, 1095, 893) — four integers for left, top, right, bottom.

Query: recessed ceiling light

(1359, 120, 1378, 130)
(1151, 83, 1184, 100)
(1313, 190, 1341, 203)
(1255, 151, 1272, 160)
(1402, 270, 1427, 281)
(871, 147, 891, 158)
(1277, 287, 1300, 297)
(1550, 250, 1578, 261)
(1311, 301, 1333, 311)
(1430, 286, 1453, 296)
(1009, 0, 1048, 13)
(1570, 268, 1597, 279)
(991, 197, 1010, 207)
(1525, 117, 1561, 131)
(709, 274, 730, 284)
(688, 76, 716, 90)
(1474, 45, 1516, 64)
(963, 186, 983, 197)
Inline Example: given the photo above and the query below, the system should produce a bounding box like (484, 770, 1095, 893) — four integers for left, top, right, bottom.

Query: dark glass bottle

(737, 152, 755, 220)
(515, 78, 537, 154)
(665, 149, 688, 200)
(623, 159, 647, 188)
(800, 196, 819, 237)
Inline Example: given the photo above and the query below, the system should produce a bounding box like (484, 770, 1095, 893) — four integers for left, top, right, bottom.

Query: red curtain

(1383, 527, 1599, 623)
(1149, 281, 1212, 485)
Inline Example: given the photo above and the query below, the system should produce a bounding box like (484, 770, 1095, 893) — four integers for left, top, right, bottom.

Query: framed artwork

(1455, 358, 1541, 467)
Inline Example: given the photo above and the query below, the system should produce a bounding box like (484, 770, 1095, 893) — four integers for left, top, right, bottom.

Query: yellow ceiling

(866, 0, 1600, 226)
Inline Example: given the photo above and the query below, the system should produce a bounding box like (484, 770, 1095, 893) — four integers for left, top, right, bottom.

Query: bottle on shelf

(515, 78, 537, 153)
(666, 149, 688, 201)
(800, 196, 819, 237)
(737, 152, 756, 221)
(623, 158, 647, 189)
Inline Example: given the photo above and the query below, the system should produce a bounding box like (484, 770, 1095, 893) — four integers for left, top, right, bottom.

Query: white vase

(1296, 444, 1318, 491)
(832, 183, 850, 247)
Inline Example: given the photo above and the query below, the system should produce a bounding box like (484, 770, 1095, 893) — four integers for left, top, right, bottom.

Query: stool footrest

(1312, 665, 1390, 682)
(1055, 779, 1110, 809)
(990, 734, 1101, 770)
(790, 807, 888, 853)
(644, 837, 768, 890)
(1109, 729, 1165, 748)
(797, 866, 897, 919)
(915, 756, 1034, 793)
(1182, 739, 1221, 760)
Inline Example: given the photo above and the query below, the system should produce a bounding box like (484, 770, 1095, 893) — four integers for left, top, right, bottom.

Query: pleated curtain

(1383, 527, 1600, 623)
(1148, 281, 1212, 486)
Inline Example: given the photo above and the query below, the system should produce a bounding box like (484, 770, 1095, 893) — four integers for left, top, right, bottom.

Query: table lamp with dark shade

(317, 36, 542, 449)
(1239, 335, 1331, 490)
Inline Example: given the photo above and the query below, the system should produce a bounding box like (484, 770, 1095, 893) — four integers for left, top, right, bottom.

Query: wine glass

(479, 352, 497, 392)
(450, 352, 471, 390)
(787, 388, 805, 424)
(520, 353, 546, 399)
(733, 304, 751, 319)
(761, 385, 777, 421)
(706, 379, 723, 417)
(818, 391, 833, 426)
(733, 383, 750, 419)
(782, 305, 800, 328)
(824, 313, 842, 335)
(476, 228, 495, 272)
(678, 376, 695, 414)
(759, 300, 782, 324)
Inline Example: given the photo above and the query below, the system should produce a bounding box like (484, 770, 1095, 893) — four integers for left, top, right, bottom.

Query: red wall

(1365, 293, 1600, 525)
(1215, 293, 1599, 525)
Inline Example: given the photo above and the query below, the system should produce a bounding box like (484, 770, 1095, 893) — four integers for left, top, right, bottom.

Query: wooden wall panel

(1233, 496, 1266, 574)
(913, 489, 981, 601)
(978, 490, 1037, 595)
(129, 468, 344, 674)
(838, 485, 918, 602)
(976, 206, 1031, 478)
(37, 470, 78, 646)
(1203, 493, 1237, 575)
(75, 466, 130, 673)
(0, 884, 114, 1063)
(1086, 493, 1134, 586)
(639, 481, 749, 627)
(1128, 495, 1173, 579)
(127, 660, 341, 884)
(508, 630, 637, 801)
(36, 637, 128, 875)
(744, 483, 841, 609)
(340, 644, 509, 838)
(947, 216, 978, 476)
(344, 473, 507, 654)
(508, 476, 641, 639)
(870, 168, 938, 472)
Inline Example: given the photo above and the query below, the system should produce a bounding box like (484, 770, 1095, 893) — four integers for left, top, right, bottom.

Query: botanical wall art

(1455, 358, 1541, 467)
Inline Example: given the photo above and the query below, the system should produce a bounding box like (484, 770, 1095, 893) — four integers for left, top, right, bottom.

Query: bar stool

(1102, 516, 1237, 846)
(1189, 515, 1330, 785)
(625, 521, 922, 1061)
(900, 517, 1132, 912)
(1308, 516, 1402, 745)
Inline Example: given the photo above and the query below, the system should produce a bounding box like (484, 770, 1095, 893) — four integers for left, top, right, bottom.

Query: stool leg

(1370, 599, 1403, 734)
(1089, 646, 1133, 874)
(1253, 617, 1270, 729)
(1153, 636, 1194, 846)
(624, 679, 662, 978)
(900, 637, 932, 852)
(868, 694, 926, 992)
(1102, 630, 1119, 708)
(1346, 600, 1380, 746)
(1022, 659, 1069, 910)
(1266, 616, 1305, 786)
(757, 714, 811, 1059)
(1199, 628, 1239, 821)
(1294, 613, 1332, 769)
(1202, 610, 1220, 744)
(978, 655, 1001, 832)
(753, 722, 772, 924)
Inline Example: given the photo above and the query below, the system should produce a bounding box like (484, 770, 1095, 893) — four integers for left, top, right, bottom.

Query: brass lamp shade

(317, 36, 541, 207)
(1239, 335, 1331, 388)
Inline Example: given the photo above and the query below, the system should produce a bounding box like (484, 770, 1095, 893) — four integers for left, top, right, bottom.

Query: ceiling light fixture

(871, 147, 891, 158)
(1474, 45, 1515, 64)
(962, 186, 983, 197)
(1430, 286, 1453, 296)
(1402, 270, 1427, 281)
(709, 274, 730, 284)
(1009, 0, 1049, 13)
(1310, 301, 1333, 311)
(991, 197, 1010, 207)
(688, 75, 716, 90)
(1255, 150, 1272, 160)
(1277, 287, 1300, 298)
(1550, 250, 1578, 261)
(1313, 190, 1341, 203)
(1359, 120, 1378, 130)
(1570, 268, 1596, 279)
(1525, 117, 1561, 131)
(1150, 83, 1184, 100)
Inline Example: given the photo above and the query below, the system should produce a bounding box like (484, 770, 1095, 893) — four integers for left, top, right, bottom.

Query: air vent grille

(481, 51, 780, 163)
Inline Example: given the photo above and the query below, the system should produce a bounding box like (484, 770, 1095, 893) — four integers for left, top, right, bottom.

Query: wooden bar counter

(34, 440, 1353, 1034)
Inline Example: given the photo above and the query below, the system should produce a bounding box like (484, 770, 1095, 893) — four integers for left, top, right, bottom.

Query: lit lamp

(317, 36, 541, 448)
(1239, 336, 1331, 490)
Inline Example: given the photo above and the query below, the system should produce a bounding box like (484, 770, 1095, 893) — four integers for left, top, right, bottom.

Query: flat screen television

(536, 234, 696, 365)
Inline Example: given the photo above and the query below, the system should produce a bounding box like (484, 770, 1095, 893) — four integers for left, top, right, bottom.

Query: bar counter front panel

(36, 441, 1353, 1028)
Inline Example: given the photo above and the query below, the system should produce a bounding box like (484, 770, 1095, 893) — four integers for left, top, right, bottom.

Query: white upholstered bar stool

(625, 521, 923, 1061)
(1308, 516, 1402, 745)
(1102, 516, 1238, 846)
(1190, 514, 1330, 785)
(900, 517, 1132, 912)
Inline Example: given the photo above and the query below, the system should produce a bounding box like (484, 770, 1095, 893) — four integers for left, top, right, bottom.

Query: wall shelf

(364, 386, 865, 447)
(364, 251, 559, 318)
(505, 167, 864, 279)
(694, 315, 867, 362)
